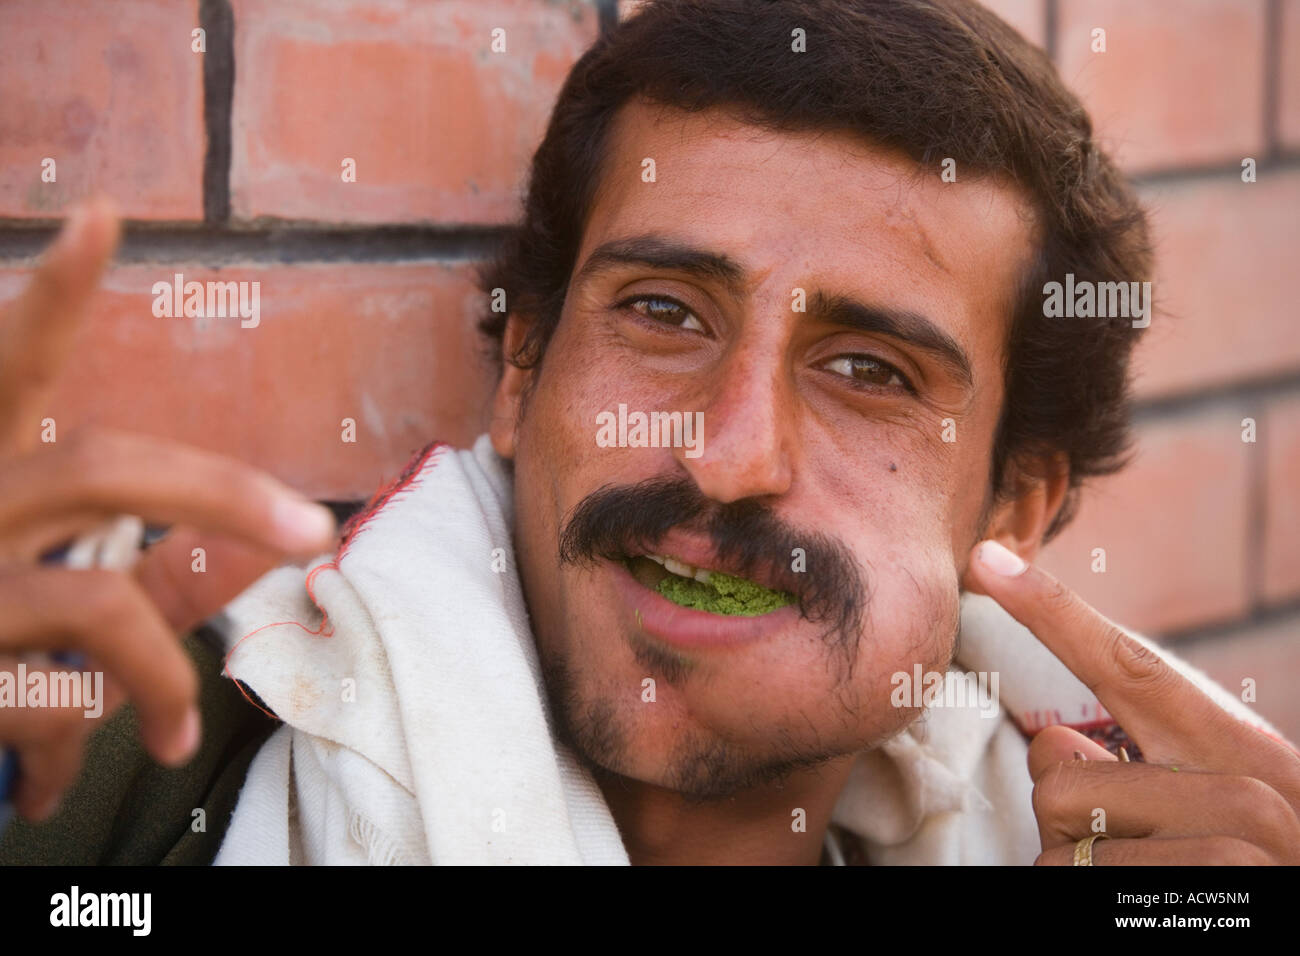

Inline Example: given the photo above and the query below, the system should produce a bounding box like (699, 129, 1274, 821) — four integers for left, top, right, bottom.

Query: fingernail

(1118, 746, 1130, 763)
(272, 498, 337, 552)
(976, 539, 1027, 577)
(163, 706, 201, 766)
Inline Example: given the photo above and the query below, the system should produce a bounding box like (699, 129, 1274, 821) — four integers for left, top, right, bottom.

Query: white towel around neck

(213, 435, 1284, 865)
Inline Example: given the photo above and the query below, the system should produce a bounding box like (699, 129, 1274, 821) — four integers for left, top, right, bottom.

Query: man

(2, 0, 1297, 865)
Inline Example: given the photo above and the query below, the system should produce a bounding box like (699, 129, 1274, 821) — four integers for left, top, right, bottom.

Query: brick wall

(0, 0, 603, 495)
(999, 0, 1300, 746)
(0, 1, 1296, 741)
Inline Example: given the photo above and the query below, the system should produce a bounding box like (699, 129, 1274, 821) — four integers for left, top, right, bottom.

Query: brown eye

(620, 295, 706, 333)
(822, 354, 912, 391)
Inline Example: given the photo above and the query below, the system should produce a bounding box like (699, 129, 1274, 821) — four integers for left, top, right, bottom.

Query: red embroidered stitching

(223, 439, 451, 720)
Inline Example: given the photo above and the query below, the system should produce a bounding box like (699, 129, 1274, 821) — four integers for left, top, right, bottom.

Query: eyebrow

(573, 234, 749, 298)
(573, 234, 974, 388)
(808, 291, 973, 389)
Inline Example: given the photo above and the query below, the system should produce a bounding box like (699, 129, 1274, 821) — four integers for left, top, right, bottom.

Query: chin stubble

(540, 644, 848, 802)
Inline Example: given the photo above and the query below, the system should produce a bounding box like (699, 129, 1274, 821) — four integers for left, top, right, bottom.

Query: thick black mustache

(557, 474, 867, 666)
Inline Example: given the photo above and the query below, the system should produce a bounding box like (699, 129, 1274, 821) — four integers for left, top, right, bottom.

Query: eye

(616, 294, 707, 333)
(821, 354, 914, 392)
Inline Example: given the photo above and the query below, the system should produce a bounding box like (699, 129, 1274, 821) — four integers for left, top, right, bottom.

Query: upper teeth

(648, 554, 713, 584)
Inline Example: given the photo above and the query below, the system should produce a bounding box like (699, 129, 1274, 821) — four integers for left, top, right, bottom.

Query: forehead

(580, 99, 1037, 347)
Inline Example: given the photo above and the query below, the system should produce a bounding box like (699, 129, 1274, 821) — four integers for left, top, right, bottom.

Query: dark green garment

(0, 627, 278, 865)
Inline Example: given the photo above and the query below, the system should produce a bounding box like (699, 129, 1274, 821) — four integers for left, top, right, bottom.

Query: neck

(596, 755, 857, 865)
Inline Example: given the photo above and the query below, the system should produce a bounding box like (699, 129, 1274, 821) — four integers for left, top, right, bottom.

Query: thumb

(1027, 724, 1116, 782)
(133, 527, 288, 634)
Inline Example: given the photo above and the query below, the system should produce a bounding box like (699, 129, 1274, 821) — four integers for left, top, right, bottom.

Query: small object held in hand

(1118, 746, 1131, 762)
(1073, 750, 1086, 761)
(61, 514, 147, 571)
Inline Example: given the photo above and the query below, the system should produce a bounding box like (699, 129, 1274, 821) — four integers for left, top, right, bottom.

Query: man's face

(495, 99, 1037, 798)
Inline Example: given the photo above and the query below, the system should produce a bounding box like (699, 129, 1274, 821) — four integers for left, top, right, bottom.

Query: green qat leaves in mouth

(654, 568, 796, 616)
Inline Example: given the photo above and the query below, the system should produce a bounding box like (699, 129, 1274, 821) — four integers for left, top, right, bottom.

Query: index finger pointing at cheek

(967, 539, 1286, 775)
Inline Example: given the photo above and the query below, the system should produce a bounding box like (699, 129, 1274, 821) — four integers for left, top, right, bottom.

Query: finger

(10, 727, 89, 823)
(96, 668, 127, 716)
(0, 567, 199, 766)
(0, 665, 97, 822)
(0, 667, 100, 747)
(0, 508, 116, 567)
(1035, 835, 1276, 866)
(0, 654, 126, 739)
(968, 539, 1289, 772)
(0, 197, 121, 456)
(72, 657, 128, 722)
(1030, 759, 1300, 858)
(132, 527, 285, 634)
(1027, 726, 1116, 849)
(0, 428, 337, 557)
(1027, 724, 1116, 782)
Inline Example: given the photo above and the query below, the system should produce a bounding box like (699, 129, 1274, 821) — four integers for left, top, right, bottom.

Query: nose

(676, 343, 794, 503)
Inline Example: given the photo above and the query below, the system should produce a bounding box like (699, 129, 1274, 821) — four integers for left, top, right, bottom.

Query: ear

(960, 451, 1069, 593)
(488, 312, 535, 461)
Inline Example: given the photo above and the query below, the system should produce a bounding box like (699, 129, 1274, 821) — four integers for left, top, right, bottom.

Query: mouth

(623, 553, 797, 616)
(606, 533, 803, 651)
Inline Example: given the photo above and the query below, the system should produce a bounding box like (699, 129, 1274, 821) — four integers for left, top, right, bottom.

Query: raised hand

(967, 539, 1300, 865)
(0, 198, 338, 822)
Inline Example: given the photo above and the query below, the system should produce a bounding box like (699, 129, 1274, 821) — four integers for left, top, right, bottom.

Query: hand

(0, 198, 338, 822)
(967, 539, 1300, 865)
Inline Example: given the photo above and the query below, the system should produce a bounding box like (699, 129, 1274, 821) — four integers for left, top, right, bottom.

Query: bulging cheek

(849, 568, 963, 736)
(657, 558, 962, 750)
(866, 545, 962, 664)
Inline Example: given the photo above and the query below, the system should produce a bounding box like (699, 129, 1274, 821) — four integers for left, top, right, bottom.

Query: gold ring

(1073, 832, 1109, 866)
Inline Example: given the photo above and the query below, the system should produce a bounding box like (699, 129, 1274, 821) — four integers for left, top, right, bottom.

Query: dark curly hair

(474, 0, 1153, 540)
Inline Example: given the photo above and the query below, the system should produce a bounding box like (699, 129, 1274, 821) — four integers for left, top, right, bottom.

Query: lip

(609, 556, 801, 650)
(627, 528, 792, 594)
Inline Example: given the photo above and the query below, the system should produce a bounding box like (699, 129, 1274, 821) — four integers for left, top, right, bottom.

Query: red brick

(0, 0, 205, 220)
(1262, 392, 1300, 603)
(1281, 0, 1300, 148)
(979, 0, 1047, 48)
(1175, 612, 1300, 748)
(0, 262, 496, 499)
(1131, 171, 1300, 399)
(1037, 407, 1252, 636)
(622, 0, 1047, 46)
(1055, 0, 1266, 174)
(229, 0, 599, 224)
